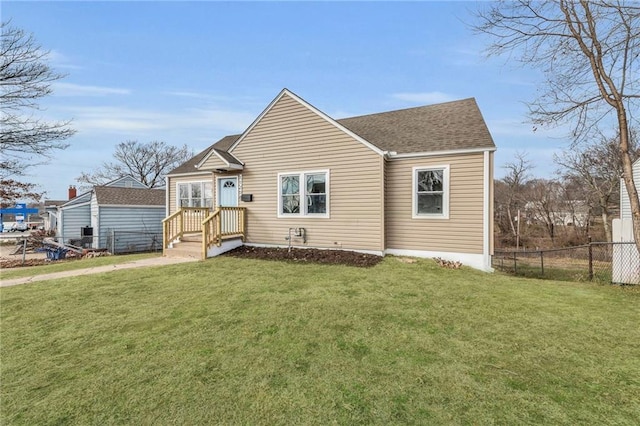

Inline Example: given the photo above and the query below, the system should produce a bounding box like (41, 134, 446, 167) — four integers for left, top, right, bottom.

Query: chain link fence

(106, 230, 162, 254)
(493, 242, 640, 285)
(39, 231, 161, 255)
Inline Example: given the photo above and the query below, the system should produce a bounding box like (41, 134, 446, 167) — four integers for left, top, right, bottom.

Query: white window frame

(277, 169, 330, 218)
(412, 165, 450, 219)
(176, 180, 213, 209)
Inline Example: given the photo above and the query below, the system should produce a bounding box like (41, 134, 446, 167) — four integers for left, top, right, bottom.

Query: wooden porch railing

(162, 207, 211, 253)
(202, 207, 246, 258)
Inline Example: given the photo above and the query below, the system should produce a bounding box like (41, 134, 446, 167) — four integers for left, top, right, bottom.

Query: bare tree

(0, 179, 41, 207)
(495, 152, 533, 240)
(524, 178, 565, 242)
(473, 1, 640, 249)
(0, 22, 75, 179)
(555, 130, 639, 242)
(76, 140, 192, 188)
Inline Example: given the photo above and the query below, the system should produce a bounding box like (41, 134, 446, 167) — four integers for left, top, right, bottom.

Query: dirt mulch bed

(0, 258, 52, 269)
(224, 246, 383, 267)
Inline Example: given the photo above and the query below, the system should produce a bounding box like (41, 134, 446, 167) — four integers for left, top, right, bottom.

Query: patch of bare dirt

(224, 246, 382, 267)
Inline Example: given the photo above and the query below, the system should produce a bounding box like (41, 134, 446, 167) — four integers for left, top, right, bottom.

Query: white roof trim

(166, 170, 212, 178)
(195, 148, 244, 170)
(60, 192, 92, 207)
(98, 204, 165, 208)
(388, 147, 496, 159)
(60, 201, 91, 210)
(228, 88, 386, 156)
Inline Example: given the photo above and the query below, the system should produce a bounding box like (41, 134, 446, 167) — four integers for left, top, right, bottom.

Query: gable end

(228, 89, 386, 157)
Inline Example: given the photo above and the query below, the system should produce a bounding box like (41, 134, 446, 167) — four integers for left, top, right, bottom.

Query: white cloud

(48, 50, 83, 70)
(62, 105, 254, 135)
(53, 82, 131, 97)
(391, 91, 458, 104)
(164, 91, 210, 99)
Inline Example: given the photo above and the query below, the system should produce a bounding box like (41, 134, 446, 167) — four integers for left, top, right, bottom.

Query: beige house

(164, 89, 496, 271)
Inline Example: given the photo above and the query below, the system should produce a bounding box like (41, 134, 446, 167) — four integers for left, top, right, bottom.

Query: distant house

(42, 199, 67, 232)
(163, 89, 496, 271)
(57, 176, 165, 253)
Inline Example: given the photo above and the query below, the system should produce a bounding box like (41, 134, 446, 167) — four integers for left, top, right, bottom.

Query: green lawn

(1, 256, 639, 425)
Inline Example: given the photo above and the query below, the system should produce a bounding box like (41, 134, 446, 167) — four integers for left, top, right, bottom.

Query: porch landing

(164, 233, 243, 260)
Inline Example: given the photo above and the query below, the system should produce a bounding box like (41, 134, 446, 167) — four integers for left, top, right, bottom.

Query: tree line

(496, 131, 639, 248)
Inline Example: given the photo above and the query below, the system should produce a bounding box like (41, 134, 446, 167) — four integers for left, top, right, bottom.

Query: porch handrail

(162, 207, 211, 253)
(202, 207, 246, 259)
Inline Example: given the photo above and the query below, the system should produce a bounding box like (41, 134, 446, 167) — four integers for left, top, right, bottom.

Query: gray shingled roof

(337, 98, 495, 154)
(93, 186, 165, 206)
(168, 135, 240, 175)
(169, 97, 495, 175)
(213, 148, 243, 166)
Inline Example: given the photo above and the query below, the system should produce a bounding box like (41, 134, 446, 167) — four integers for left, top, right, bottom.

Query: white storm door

(218, 177, 238, 234)
(218, 177, 238, 207)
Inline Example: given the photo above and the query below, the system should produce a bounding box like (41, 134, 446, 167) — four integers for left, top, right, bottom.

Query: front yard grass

(1, 256, 639, 424)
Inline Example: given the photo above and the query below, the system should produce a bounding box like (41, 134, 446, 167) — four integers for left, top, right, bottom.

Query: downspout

(165, 175, 170, 217)
(381, 151, 391, 253)
(483, 150, 494, 272)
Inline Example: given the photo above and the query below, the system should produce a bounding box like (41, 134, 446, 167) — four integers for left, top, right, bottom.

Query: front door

(218, 177, 238, 234)
(218, 177, 238, 207)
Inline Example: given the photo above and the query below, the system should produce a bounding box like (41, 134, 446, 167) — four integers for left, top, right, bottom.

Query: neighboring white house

(613, 159, 640, 284)
(57, 176, 165, 253)
(42, 199, 67, 232)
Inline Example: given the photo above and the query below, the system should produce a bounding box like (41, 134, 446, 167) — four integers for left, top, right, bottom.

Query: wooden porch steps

(164, 233, 244, 259)
(164, 233, 202, 259)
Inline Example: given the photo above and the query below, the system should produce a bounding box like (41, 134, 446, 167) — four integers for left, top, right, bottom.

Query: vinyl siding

(166, 174, 213, 215)
(232, 92, 384, 252)
(620, 161, 640, 219)
(60, 204, 91, 242)
(385, 153, 485, 254)
(199, 153, 228, 171)
(108, 176, 147, 188)
(98, 206, 165, 252)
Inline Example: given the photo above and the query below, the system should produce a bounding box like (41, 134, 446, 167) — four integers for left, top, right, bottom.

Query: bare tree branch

(472, 0, 640, 249)
(76, 140, 193, 189)
(0, 21, 75, 181)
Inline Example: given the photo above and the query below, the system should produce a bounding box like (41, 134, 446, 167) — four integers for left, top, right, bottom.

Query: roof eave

(388, 146, 496, 159)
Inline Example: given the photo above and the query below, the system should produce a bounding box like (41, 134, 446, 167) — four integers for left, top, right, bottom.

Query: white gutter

(389, 146, 496, 159)
(483, 150, 493, 272)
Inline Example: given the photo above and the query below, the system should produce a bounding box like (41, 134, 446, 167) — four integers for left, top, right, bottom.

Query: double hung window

(278, 170, 329, 217)
(413, 166, 449, 219)
(177, 182, 213, 208)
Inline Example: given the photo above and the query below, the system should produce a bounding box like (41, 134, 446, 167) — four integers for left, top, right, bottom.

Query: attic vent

(125, 181, 133, 188)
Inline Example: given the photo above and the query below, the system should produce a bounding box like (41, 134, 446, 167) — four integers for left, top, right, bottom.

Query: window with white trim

(413, 166, 449, 218)
(177, 181, 213, 208)
(278, 171, 329, 217)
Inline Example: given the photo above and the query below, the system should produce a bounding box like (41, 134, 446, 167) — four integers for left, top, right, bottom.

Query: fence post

(540, 250, 544, 277)
(21, 238, 27, 265)
(588, 237, 594, 281)
(513, 251, 517, 274)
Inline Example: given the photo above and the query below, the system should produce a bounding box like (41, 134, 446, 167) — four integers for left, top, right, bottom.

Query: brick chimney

(68, 185, 77, 200)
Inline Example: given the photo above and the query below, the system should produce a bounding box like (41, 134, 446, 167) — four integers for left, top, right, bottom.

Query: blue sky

(5, 1, 568, 201)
